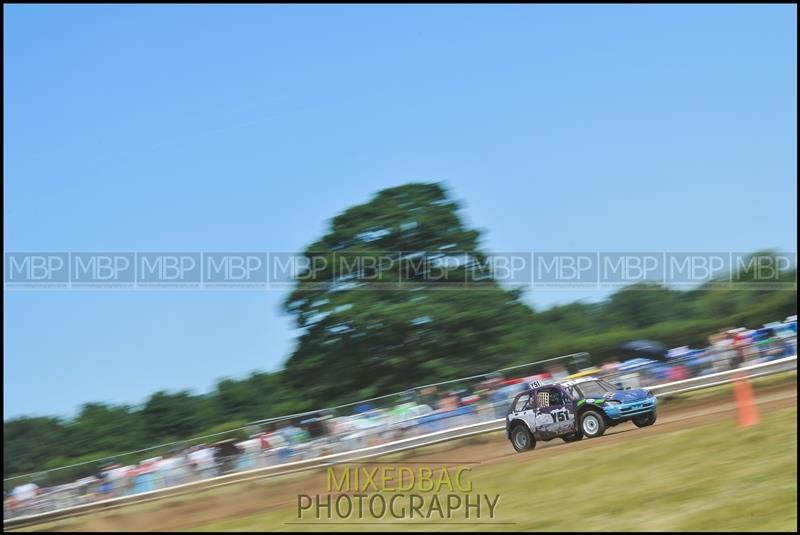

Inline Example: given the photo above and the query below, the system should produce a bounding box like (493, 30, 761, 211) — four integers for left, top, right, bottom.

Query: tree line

(4, 183, 796, 487)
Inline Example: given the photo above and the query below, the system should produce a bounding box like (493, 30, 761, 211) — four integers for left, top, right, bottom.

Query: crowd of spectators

(5, 316, 796, 520)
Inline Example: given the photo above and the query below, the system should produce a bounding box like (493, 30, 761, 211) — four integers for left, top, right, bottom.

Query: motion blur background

(3, 4, 797, 530)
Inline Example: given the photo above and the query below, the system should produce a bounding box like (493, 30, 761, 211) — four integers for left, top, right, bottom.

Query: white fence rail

(648, 354, 798, 395)
(4, 354, 795, 530)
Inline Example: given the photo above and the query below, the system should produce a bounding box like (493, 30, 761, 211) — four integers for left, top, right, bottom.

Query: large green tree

(282, 183, 538, 404)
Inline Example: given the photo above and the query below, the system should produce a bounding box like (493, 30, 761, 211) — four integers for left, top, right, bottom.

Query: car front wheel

(510, 425, 535, 452)
(580, 410, 606, 438)
(633, 411, 657, 428)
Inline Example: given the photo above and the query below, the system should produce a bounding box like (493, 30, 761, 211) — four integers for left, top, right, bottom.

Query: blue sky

(4, 5, 796, 419)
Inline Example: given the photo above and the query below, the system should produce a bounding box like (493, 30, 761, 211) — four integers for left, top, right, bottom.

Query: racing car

(505, 377, 657, 452)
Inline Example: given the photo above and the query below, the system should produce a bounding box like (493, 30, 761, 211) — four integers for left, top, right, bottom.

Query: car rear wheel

(580, 410, 606, 438)
(561, 432, 583, 443)
(511, 425, 535, 452)
(633, 411, 657, 428)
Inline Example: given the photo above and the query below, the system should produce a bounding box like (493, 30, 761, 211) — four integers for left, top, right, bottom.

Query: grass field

(189, 406, 797, 532)
(11, 374, 795, 532)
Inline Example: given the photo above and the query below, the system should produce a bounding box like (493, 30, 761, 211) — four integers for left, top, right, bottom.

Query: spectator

(187, 444, 216, 481)
(213, 439, 243, 475)
(438, 391, 458, 412)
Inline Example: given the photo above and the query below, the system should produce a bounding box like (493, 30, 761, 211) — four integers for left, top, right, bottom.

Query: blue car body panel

(580, 387, 658, 420)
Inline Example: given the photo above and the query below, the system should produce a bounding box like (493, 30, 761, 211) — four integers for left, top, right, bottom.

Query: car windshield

(576, 380, 615, 398)
(598, 379, 618, 391)
(562, 384, 579, 400)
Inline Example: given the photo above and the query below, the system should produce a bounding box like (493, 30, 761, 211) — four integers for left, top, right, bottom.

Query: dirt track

(32, 379, 799, 532)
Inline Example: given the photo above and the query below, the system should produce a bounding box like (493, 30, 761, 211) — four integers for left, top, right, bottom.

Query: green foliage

(68, 403, 144, 454)
(4, 417, 69, 477)
(3, 183, 796, 482)
(282, 183, 538, 403)
(142, 391, 208, 441)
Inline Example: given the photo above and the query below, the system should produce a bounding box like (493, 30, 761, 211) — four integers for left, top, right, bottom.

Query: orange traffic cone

(732, 371, 760, 426)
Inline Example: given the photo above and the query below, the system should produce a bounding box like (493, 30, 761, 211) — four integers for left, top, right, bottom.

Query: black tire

(632, 411, 657, 428)
(561, 432, 583, 443)
(579, 410, 606, 438)
(510, 424, 535, 452)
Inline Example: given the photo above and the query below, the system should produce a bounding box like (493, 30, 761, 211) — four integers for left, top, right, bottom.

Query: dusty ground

(20, 378, 798, 532)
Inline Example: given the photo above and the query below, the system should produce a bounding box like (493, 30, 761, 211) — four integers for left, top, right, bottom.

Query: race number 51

(552, 409, 569, 422)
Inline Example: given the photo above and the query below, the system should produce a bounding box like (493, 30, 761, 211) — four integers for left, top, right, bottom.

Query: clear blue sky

(4, 5, 796, 419)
